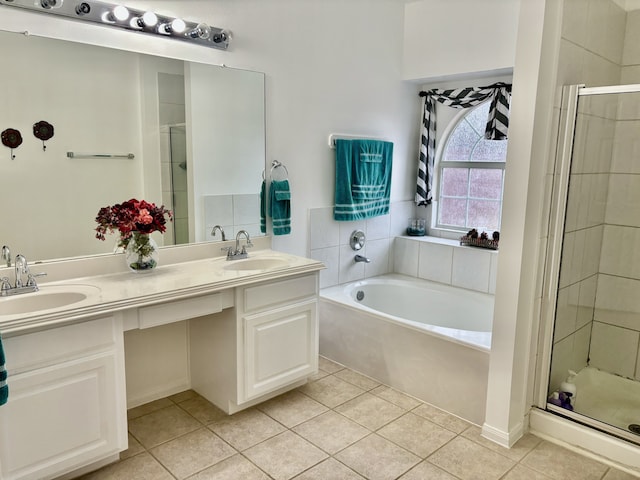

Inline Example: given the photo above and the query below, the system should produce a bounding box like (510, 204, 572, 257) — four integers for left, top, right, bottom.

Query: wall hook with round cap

(1, 128, 23, 159)
(33, 120, 54, 151)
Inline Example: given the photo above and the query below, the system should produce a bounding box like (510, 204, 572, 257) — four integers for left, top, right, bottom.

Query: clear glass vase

(124, 232, 158, 272)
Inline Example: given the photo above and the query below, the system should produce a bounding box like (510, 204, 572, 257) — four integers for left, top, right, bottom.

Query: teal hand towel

(270, 179, 291, 235)
(0, 333, 7, 406)
(334, 139, 393, 221)
(260, 180, 267, 234)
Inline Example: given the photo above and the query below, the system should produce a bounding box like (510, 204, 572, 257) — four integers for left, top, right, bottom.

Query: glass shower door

(546, 84, 640, 444)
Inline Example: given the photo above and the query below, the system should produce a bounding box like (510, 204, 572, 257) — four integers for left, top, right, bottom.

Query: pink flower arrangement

(95, 198, 172, 249)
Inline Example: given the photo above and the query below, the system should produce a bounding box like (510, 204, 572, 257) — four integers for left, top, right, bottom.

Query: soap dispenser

(560, 370, 577, 405)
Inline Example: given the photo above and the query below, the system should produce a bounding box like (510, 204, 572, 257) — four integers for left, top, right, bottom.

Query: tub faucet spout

(354, 254, 370, 263)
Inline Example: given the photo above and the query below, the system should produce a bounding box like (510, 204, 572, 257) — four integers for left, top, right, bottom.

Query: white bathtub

(319, 274, 494, 424)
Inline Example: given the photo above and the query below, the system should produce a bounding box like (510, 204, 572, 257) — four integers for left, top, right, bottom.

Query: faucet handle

(26, 272, 47, 287)
(0, 277, 10, 292)
(221, 246, 234, 259)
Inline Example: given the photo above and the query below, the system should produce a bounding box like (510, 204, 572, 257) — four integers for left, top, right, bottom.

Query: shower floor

(569, 367, 640, 438)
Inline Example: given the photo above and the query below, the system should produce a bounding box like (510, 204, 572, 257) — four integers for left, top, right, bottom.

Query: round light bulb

(170, 18, 186, 33)
(112, 5, 129, 21)
(142, 11, 158, 27)
(189, 22, 211, 39)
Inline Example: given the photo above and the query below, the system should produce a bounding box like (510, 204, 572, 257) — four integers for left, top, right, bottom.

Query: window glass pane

(443, 120, 478, 161)
(470, 138, 508, 162)
(439, 198, 467, 227)
(466, 102, 490, 133)
(468, 200, 501, 231)
(441, 168, 469, 196)
(469, 169, 503, 200)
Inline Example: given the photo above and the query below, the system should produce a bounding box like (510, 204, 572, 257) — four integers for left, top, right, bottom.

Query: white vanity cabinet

(0, 315, 127, 480)
(190, 272, 319, 413)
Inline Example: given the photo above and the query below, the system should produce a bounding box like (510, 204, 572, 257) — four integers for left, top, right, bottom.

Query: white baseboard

(481, 419, 525, 448)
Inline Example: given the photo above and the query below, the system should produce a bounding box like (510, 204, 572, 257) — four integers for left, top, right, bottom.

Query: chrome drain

(629, 424, 640, 435)
(356, 290, 365, 301)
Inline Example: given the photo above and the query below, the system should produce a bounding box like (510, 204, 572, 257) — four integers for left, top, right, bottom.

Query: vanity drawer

(242, 274, 317, 313)
(138, 292, 223, 329)
(4, 316, 120, 374)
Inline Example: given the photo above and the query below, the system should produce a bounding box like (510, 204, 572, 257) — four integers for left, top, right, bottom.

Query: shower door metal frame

(535, 83, 640, 446)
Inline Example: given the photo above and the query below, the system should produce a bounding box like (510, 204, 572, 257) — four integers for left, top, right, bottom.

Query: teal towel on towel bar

(260, 180, 267, 234)
(0, 333, 7, 406)
(270, 179, 291, 235)
(334, 138, 393, 221)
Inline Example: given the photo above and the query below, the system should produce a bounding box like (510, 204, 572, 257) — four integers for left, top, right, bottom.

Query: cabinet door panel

(0, 353, 123, 480)
(243, 300, 317, 401)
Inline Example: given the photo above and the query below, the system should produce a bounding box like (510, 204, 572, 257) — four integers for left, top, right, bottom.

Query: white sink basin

(223, 257, 291, 272)
(0, 285, 101, 316)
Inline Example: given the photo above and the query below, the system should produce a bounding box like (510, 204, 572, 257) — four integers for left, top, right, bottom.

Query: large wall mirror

(0, 29, 266, 264)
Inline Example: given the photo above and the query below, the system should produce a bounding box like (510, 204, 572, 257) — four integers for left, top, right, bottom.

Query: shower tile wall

(548, 0, 626, 393)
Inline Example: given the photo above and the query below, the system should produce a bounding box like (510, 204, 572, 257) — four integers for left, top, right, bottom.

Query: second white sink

(223, 257, 291, 272)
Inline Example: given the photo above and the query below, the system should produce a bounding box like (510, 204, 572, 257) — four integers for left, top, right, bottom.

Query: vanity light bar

(0, 0, 231, 50)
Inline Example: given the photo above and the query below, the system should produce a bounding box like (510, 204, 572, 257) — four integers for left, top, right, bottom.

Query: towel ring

(270, 160, 289, 181)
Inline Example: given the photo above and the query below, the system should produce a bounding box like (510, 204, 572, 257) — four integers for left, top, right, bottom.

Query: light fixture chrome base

(0, 0, 231, 50)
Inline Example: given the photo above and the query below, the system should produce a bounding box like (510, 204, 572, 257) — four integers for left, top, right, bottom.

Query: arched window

(435, 101, 507, 232)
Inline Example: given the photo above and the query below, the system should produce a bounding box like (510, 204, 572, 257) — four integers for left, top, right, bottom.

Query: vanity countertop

(0, 249, 324, 336)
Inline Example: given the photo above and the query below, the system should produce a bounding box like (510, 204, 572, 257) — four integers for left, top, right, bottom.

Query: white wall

(403, 0, 520, 82)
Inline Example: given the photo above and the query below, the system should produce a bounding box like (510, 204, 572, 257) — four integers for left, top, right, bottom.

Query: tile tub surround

(77, 357, 639, 480)
(394, 236, 499, 294)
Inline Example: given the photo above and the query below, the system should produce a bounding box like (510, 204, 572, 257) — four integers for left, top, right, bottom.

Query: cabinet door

(243, 300, 318, 401)
(0, 352, 124, 480)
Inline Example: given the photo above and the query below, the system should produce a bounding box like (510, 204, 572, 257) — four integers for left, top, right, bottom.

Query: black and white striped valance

(415, 82, 512, 206)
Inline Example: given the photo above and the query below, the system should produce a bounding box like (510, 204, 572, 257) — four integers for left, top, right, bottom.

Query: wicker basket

(459, 236, 499, 250)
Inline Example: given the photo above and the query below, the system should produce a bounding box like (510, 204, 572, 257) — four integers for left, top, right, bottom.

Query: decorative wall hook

(1, 128, 23, 159)
(33, 120, 54, 151)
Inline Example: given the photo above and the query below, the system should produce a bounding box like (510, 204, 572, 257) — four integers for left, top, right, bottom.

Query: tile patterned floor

(77, 357, 639, 480)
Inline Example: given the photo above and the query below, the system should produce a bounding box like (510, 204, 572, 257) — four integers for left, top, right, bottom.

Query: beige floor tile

(335, 434, 420, 480)
(244, 431, 328, 480)
(128, 405, 202, 448)
(307, 369, 330, 382)
(501, 464, 553, 480)
(377, 412, 456, 458)
(170, 389, 199, 404)
(334, 369, 381, 390)
(293, 411, 370, 454)
(299, 375, 366, 408)
(319, 356, 345, 373)
(412, 402, 471, 434)
(127, 398, 173, 420)
(177, 395, 229, 425)
(120, 433, 145, 460)
(335, 392, 405, 430)
(427, 436, 515, 480)
(78, 452, 173, 480)
(521, 441, 609, 480)
(185, 454, 270, 479)
(461, 426, 542, 461)
(150, 428, 235, 479)
(398, 460, 459, 480)
(208, 408, 286, 450)
(370, 385, 422, 411)
(603, 468, 640, 479)
(293, 458, 365, 479)
(258, 390, 328, 428)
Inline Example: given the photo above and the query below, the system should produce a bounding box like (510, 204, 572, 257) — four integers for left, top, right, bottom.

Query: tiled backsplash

(308, 202, 414, 288)
(308, 203, 498, 293)
(204, 193, 262, 240)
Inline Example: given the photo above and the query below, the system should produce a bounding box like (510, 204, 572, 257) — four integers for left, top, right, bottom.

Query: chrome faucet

(211, 225, 226, 241)
(354, 254, 371, 263)
(1, 245, 10, 267)
(15, 254, 28, 288)
(0, 254, 46, 296)
(235, 230, 253, 256)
